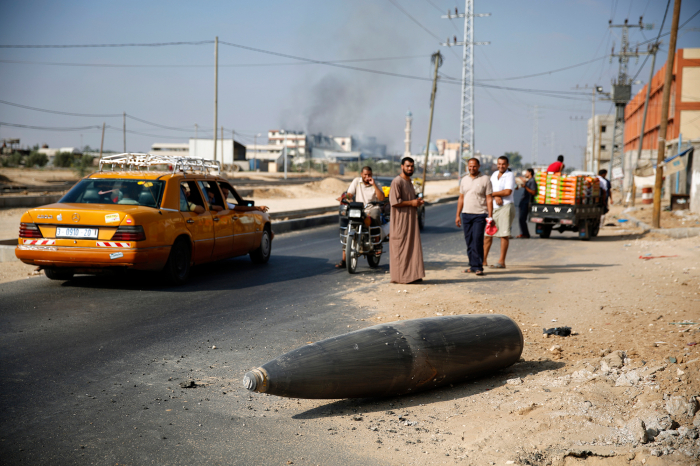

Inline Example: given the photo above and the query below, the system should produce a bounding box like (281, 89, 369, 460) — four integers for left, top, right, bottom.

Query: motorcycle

(339, 199, 389, 274)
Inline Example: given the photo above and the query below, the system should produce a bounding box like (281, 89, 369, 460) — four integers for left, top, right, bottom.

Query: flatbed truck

(528, 202, 604, 241)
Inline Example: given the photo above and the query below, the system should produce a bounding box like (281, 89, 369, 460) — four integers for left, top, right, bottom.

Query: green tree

(503, 151, 523, 170)
(26, 151, 48, 167)
(53, 152, 75, 168)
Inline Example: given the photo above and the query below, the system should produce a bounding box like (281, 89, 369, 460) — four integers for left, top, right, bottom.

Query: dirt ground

(240, 222, 700, 466)
(0, 168, 79, 186)
(624, 206, 700, 230)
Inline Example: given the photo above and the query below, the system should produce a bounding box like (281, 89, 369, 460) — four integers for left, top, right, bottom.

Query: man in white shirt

(335, 166, 385, 268)
(484, 156, 516, 268)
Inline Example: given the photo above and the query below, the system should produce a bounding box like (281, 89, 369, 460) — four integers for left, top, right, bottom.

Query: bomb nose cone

(243, 368, 268, 393)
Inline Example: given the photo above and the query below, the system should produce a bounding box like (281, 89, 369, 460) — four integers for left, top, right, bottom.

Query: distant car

(15, 154, 272, 284)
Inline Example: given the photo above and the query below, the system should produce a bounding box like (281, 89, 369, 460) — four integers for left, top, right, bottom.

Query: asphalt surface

(0, 193, 576, 465)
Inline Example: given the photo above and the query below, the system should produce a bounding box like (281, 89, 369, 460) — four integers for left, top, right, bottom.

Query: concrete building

(585, 114, 615, 173)
(268, 130, 307, 161)
(188, 138, 247, 170)
(151, 143, 189, 157)
(37, 147, 82, 157)
(623, 48, 700, 206)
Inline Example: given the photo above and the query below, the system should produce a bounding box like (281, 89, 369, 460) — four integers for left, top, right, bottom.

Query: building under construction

(623, 47, 700, 207)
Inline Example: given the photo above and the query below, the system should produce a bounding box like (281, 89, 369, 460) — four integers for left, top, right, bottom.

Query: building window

(600, 145, 606, 150)
(600, 126, 606, 133)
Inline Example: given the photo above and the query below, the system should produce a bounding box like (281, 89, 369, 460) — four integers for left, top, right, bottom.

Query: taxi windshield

(59, 179, 165, 208)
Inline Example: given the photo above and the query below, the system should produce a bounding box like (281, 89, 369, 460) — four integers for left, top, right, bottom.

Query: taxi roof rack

(98, 153, 221, 174)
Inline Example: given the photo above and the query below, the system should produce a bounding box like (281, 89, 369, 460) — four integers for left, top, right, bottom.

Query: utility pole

(531, 105, 539, 166)
(213, 36, 218, 164)
(441, 1, 490, 182)
(231, 128, 235, 175)
(421, 51, 443, 192)
(220, 126, 224, 169)
(629, 42, 660, 206)
(99, 123, 105, 159)
(653, 0, 682, 228)
(123, 112, 126, 153)
(604, 17, 654, 197)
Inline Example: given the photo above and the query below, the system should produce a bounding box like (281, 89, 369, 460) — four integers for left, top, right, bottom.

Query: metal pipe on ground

(243, 314, 523, 399)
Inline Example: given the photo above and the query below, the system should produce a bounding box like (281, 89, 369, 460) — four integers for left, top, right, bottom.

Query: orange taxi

(15, 154, 272, 284)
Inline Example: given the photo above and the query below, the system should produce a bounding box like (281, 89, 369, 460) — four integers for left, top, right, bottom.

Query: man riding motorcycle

(336, 166, 385, 268)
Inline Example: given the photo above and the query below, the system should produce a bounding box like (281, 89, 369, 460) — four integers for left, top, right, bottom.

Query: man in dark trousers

(389, 157, 425, 284)
(455, 158, 493, 276)
(516, 168, 537, 238)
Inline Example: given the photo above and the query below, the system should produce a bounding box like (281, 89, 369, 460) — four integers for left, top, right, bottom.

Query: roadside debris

(179, 380, 197, 389)
(639, 255, 679, 260)
(542, 326, 572, 337)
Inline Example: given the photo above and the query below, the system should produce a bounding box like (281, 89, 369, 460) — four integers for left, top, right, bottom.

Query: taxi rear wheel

(164, 238, 191, 285)
(250, 228, 271, 264)
(44, 268, 74, 281)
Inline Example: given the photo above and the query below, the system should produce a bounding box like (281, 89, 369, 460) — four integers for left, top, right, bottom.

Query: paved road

(0, 197, 575, 465)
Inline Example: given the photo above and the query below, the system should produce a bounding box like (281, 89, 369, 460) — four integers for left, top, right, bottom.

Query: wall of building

(586, 114, 615, 172)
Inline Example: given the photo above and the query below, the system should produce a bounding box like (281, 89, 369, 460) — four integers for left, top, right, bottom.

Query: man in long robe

(389, 157, 425, 284)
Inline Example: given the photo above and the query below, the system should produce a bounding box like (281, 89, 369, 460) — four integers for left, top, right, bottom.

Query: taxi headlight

(348, 209, 362, 219)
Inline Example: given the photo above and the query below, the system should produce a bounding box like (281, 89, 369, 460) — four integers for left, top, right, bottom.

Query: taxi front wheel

(164, 238, 191, 285)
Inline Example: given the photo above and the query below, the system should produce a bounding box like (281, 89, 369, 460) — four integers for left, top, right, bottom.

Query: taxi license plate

(55, 227, 98, 239)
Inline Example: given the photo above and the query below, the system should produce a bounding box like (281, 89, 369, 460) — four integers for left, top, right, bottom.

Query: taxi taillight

(112, 225, 146, 241)
(19, 223, 43, 238)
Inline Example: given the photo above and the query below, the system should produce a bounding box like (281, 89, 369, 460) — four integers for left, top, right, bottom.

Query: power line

(386, 0, 443, 42)
(475, 56, 606, 81)
(0, 55, 430, 69)
(386, 0, 460, 59)
(0, 100, 122, 117)
(0, 40, 214, 48)
(637, 7, 699, 46)
(0, 122, 103, 131)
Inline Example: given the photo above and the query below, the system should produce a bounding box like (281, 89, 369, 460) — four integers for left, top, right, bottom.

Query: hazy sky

(1, 0, 698, 169)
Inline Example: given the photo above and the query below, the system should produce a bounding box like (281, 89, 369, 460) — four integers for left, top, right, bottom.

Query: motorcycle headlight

(348, 209, 362, 219)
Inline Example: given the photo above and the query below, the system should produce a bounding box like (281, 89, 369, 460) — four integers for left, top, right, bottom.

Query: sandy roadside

(239, 225, 700, 466)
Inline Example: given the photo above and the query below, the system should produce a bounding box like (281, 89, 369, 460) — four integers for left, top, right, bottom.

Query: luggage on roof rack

(98, 153, 221, 174)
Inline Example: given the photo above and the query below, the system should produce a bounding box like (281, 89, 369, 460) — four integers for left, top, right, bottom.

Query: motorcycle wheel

(367, 252, 380, 268)
(346, 228, 358, 274)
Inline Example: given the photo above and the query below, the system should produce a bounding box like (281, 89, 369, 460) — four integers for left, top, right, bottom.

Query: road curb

(622, 212, 700, 239)
(272, 214, 338, 236)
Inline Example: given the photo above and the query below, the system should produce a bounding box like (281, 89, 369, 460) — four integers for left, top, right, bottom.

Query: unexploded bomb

(243, 314, 523, 399)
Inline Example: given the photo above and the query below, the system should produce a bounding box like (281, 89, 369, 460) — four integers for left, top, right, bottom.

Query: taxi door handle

(186, 219, 194, 224)
(213, 217, 220, 222)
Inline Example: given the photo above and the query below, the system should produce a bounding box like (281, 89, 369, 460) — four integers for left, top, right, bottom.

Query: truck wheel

(579, 220, 591, 241)
(44, 268, 74, 281)
(538, 225, 552, 239)
(591, 219, 601, 237)
(164, 238, 191, 285)
(250, 227, 272, 264)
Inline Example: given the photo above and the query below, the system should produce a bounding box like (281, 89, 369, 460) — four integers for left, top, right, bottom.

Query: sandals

(335, 260, 346, 268)
(475, 270, 484, 276)
(490, 263, 505, 269)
